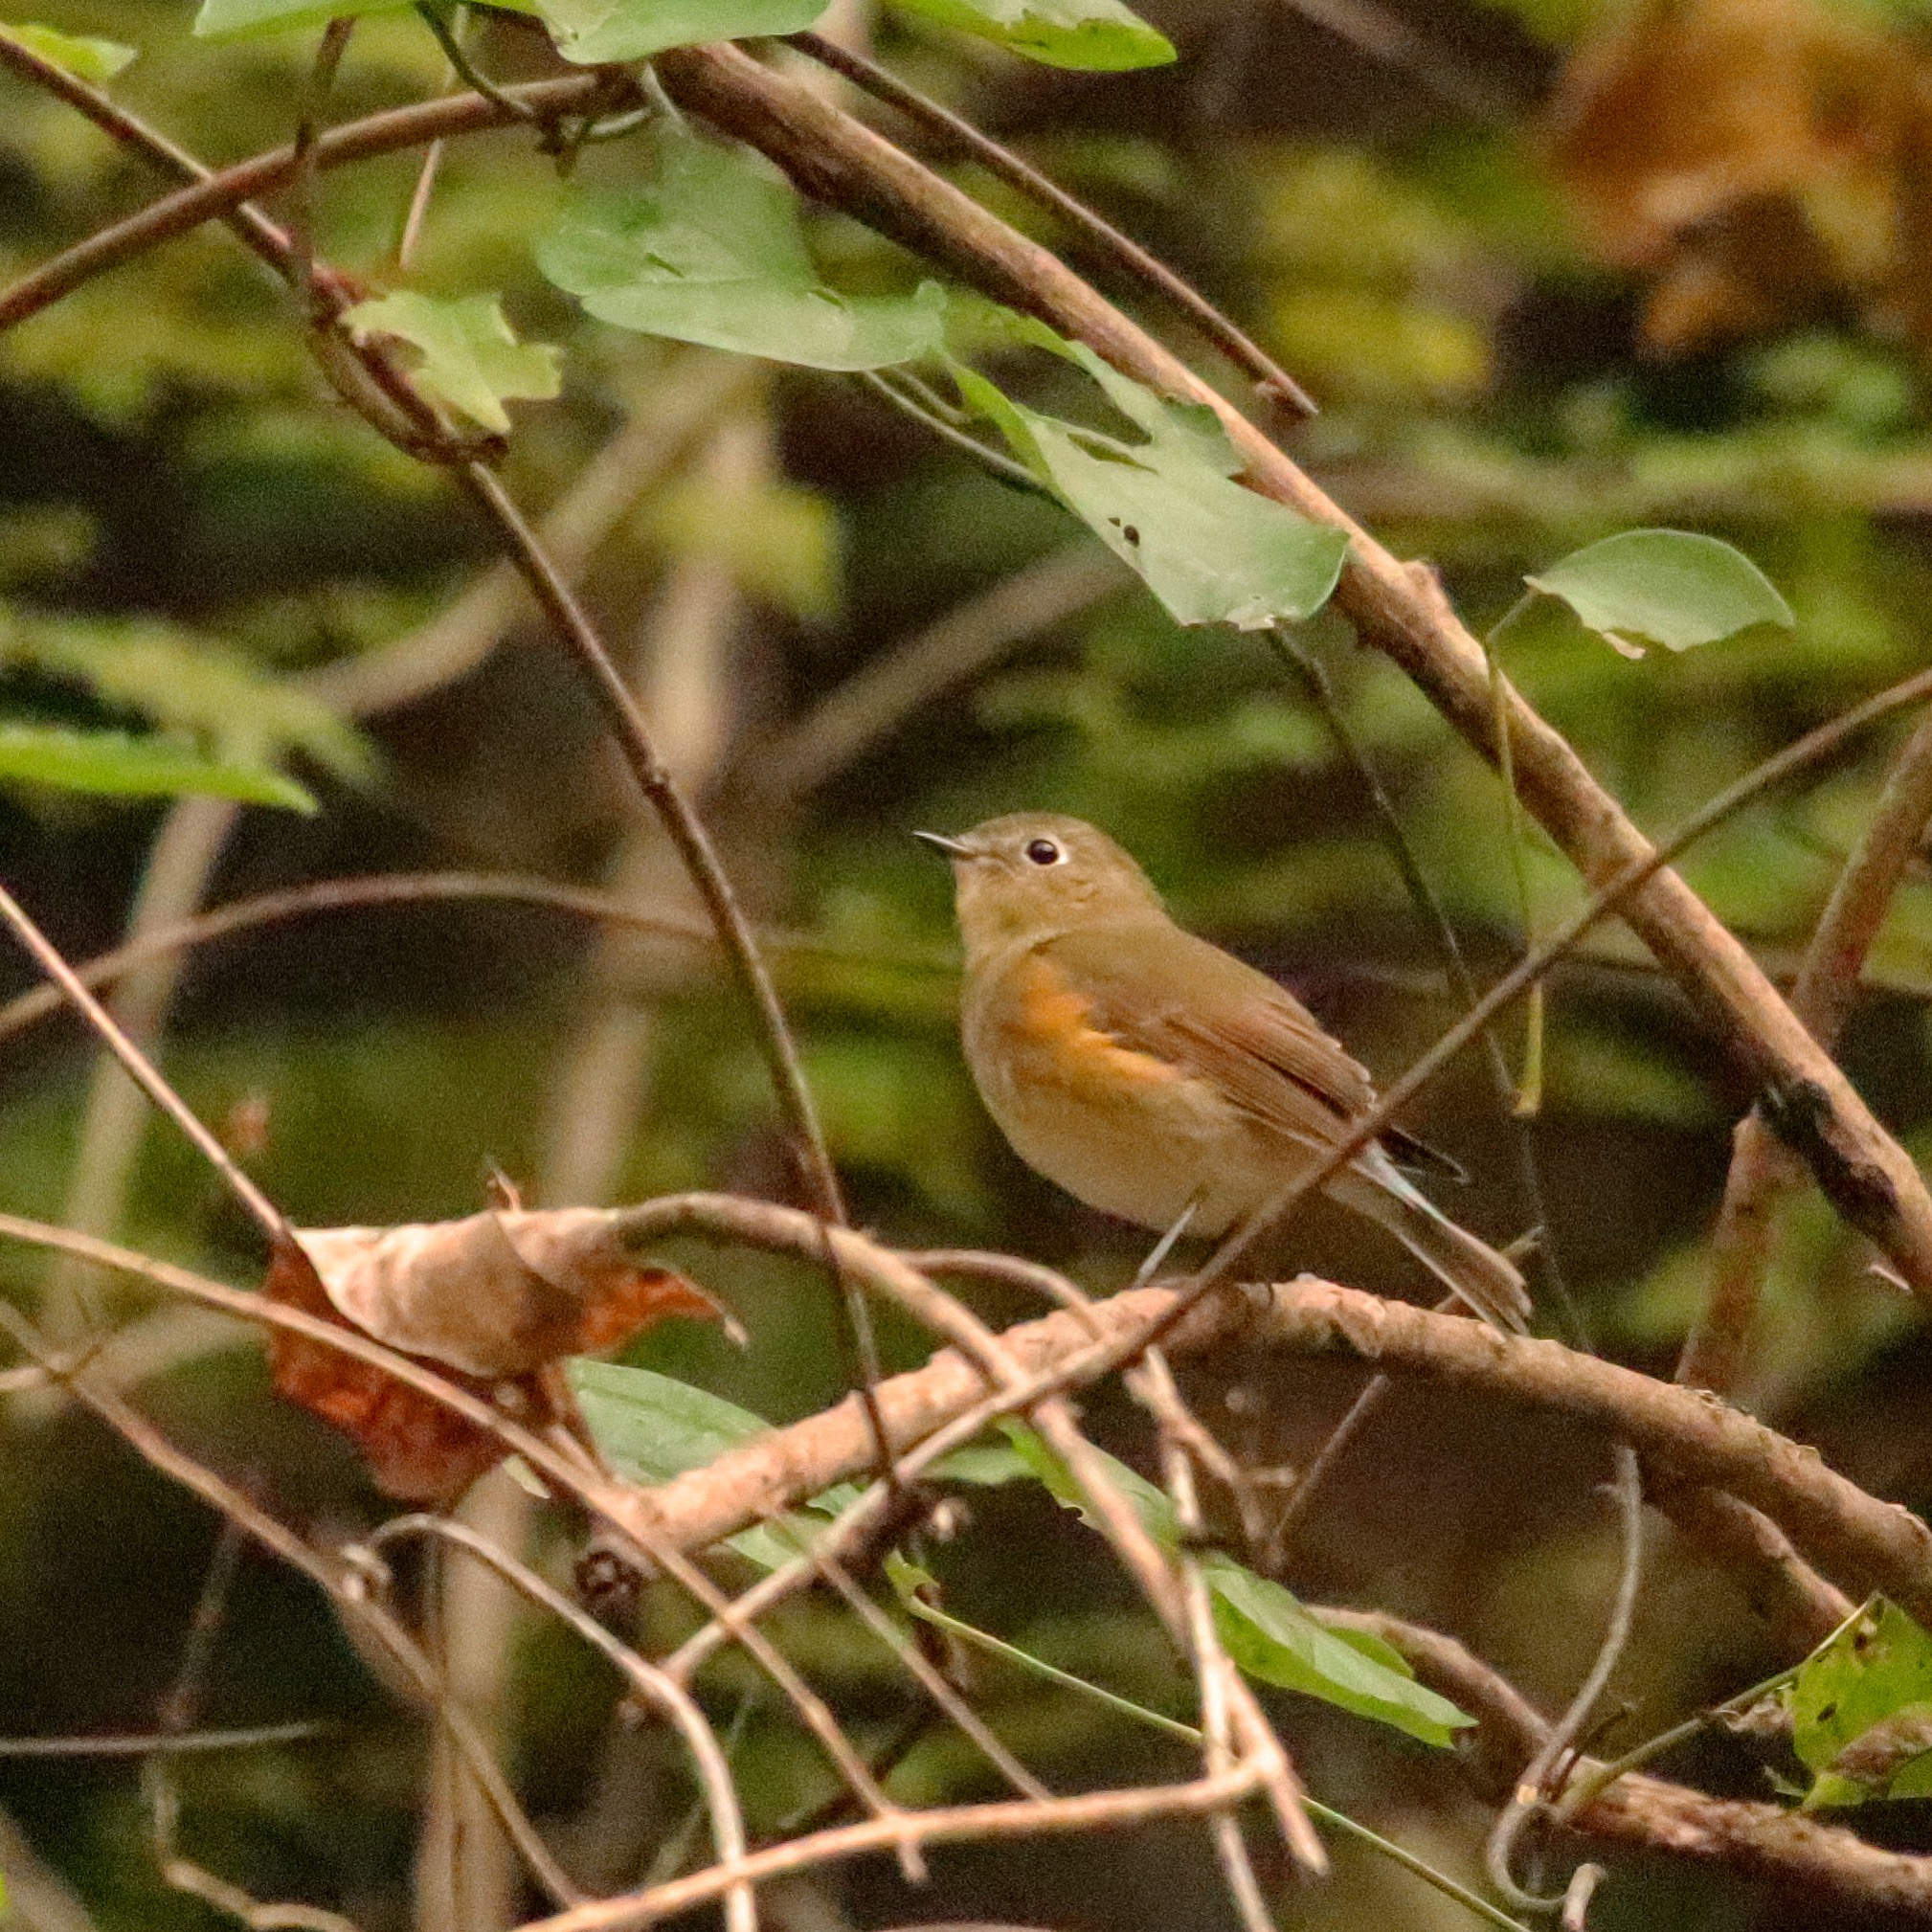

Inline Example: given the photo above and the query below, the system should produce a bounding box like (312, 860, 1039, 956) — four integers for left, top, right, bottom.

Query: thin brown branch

(0, 1215, 897, 1836)
(0, 61, 621, 331)
(0, 881, 294, 1248)
(0, 870, 948, 1053)
(1642, 1480, 1853, 1656)
(1329, 1607, 1932, 1921)
(0, 1301, 581, 1911)
(0, 50, 844, 1237)
(1681, 701, 1932, 1393)
(583, 1236, 1932, 1637)
(510, 1767, 1269, 1932)
(457, 465, 846, 1231)
(361, 1516, 757, 1932)
(651, 38, 1932, 1293)
(780, 32, 1315, 416)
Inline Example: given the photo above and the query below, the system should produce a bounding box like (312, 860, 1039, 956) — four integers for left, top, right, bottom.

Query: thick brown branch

(610, 1255, 1932, 1630)
(651, 39, 1932, 1293)
(1682, 702, 1932, 1393)
(1323, 1608, 1932, 1920)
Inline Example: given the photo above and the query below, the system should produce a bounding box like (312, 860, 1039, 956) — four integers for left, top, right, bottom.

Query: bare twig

(0, 881, 294, 1248)
(458, 463, 846, 1232)
(0, 59, 625, 330)
(1681, 701, 1932, 1393)
(782, 31, 1316, 416)
(1486, 1444, 1645, 1908)
(510, 1768, 1269, 1932)
(363, 1516, 757, 1932)
(1333, 1606, 1932, 1919)
(0, 869, 947, 1052)
(0, 1300, 582, 1912)
(0, 1214, 904, 1832)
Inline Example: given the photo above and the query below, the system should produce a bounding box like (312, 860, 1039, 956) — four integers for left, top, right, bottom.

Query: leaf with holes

(1792, 1600, 1932, 1808)
(1520, 528, 1794, 660)
(0, 724, 315, 809)
(890, 0, 1172, 69)
(0, 19, 135, 79)
(951, 329, 1347, 628)
(536, 121, 948, 371)
(343, 292, 560, 436)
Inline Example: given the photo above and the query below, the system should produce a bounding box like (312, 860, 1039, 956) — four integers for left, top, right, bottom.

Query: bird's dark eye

(1024, 838, 1062, 866)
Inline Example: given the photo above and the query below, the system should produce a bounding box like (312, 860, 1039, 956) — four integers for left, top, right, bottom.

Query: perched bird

(917, 812, 1530, 1331)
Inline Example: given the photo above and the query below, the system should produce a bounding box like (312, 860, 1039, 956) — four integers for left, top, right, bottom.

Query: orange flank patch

(1008, 954, 1181, 1097)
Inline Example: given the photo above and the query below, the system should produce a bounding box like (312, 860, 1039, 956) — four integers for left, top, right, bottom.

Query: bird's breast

(961, 948, 1260, 1233)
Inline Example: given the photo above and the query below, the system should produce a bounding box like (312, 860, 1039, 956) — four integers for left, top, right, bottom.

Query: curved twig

(362, 1515, 756, 1932)
(1486, 1443, 1644, 1908)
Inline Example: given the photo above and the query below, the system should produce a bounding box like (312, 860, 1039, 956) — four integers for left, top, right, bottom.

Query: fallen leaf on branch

(263, 1206, 730, 1503)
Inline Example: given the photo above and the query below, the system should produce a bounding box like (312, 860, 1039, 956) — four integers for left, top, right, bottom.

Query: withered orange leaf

(1541, 0, 1911, 353)
(263, 1208, 727, 1504)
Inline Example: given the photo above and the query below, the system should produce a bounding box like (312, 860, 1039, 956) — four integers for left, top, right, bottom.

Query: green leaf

(998, 1424, 1468, 1744)
(0, 20, 136, 79)
(950, 331, 1347, 629)
(536, 122, 949, 372)
(927, 1439, 1035, 1485)
(1520, 529, 1795, 660)
(1204, 1559, 1471, 1748)
(567, 1359, 861, 1570)
(889, 0, 1172, 69)
(343, 292, 560, 436)
(998, 1420, 1179, 1542)
(194, 0, 411, 40)
(1792, 1601, 1932, 1807)
(0, 614, 370, 779)
(535, 0, 825, 61)
(0, 724, 315, 809)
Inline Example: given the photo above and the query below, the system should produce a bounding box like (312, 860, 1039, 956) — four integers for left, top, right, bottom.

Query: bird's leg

(1132, 1195, 1202, 1289)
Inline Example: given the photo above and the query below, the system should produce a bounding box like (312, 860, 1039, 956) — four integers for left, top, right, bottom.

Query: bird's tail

(1336, 1151, 1532, 1333)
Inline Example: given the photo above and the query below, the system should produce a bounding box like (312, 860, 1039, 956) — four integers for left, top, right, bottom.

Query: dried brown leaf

(262, 1208, 726, 1502)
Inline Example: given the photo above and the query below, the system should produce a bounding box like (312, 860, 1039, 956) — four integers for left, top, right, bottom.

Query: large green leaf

(952, 329, 1347, 628)
(998, 1424, 1469, 1745)
(0, 19, 136, 79)
(0, 723, 315, 809)
(342, 292, 559, 436)
(889, 0, 1172, 69)
(536, 123, 948, 371)
(535, 0, 825, 61)
(1521, 528, 1795, 660)
(1204, 1559, 1469, 1748)
(567, 1359, 861, 1571)
(1792, 1600, 1932, 1808)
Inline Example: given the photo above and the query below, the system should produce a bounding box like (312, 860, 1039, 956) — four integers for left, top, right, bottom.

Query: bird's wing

(1041, 923, 1461, 1178)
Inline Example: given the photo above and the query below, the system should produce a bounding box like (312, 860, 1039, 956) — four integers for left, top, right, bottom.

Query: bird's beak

(912, 830, 973, 859)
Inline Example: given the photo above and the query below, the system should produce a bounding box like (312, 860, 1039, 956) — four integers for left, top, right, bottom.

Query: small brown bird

(918, 812, 1530, 1331)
